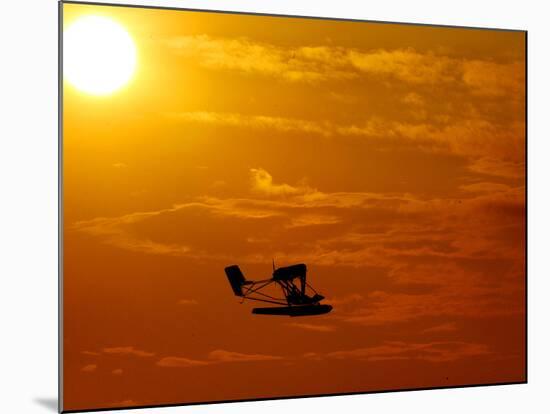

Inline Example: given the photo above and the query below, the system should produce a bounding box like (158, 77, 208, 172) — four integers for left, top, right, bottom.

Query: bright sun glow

(64, 16, 137, 95)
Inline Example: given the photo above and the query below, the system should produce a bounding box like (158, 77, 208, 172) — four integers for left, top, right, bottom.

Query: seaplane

(224, 262, 332, 316)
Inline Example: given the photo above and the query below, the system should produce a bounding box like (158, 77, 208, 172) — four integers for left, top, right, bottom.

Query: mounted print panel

(61, 1, 526, 412)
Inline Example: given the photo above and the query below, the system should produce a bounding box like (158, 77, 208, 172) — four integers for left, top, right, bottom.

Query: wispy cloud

(82, 346, 157, 359)
(81, 364, 97, 372)
(167, 111, 524, 179)
(157, 349, 284, 368)
(88, 340, 491, 372)
(167, 35, 524, 96)
(327, 294, 364, 307)
(462, 60, 525, 98)
(72, 169, 524, 268)
(459, 182, 512, 194)
(166, 36, 355, 83)
(71, 166, 524, 331)
(334, 262, 524, 327)
(82, 350, 100, 356)
(157, 356, 210, 368)
(467, 157, 525, 179)
(423, 322, 458, 333)
(251, 168, 303, 196)
(402, 92, 425, 106)
(168, 111, 332, 137)
(164, 36, 524, 182)
(304, 341, 490, 363)
(208, 349, 283, 362)
(286, 322, 336, 332)
(347, 48, 458, 85)
(250, 168, 319, 198)
(102, 346, 155, 358)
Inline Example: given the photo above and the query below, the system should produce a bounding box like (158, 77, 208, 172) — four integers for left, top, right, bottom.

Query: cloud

(71, 166, 523, 331)
(81, 364, 97, 372)
(341, 118, 525, 175)
(402, 92, 425, 106)
(327, 294, 364, 307)
(166, 35, 354, 83)
(347, 48, 457, 85)
(462, 60, 525, 98)
(72, 206, 194, 257)
(423, 322, 458, 333)
(286, 322, 336, 332)
(459, 182, 512, 194)
(157, 356, 211, 368)
(168, 111, 332, 137)
(335, 262, 524, 326)
(168, 111, 525, 179)
(305, 341, 490, 363)
(286, 213, 342, 228)
(468, 157, 525, 179)
(251, 168, 302, 196)
(70, 169, 418, 260)
(164, 36, 524, 183)
(82, 350, 100, 356)
(157, 349, 283, 368)
(208, 350, 283, 362)
(250, 168, 318, 197)
(102, 346, 155, 358)
(91, 341, 490, 372)
(70, 187, 411, 260)
(71, 170, 524, 269)
(167, 35, 524, 95)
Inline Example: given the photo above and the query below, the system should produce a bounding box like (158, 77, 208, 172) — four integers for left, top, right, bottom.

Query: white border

(1, 1, 547, 413)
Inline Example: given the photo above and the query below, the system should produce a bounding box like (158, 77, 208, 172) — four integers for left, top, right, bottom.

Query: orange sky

(62, 2, 526, 411)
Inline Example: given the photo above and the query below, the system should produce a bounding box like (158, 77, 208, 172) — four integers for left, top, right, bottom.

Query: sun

(64, 16, 137, 96)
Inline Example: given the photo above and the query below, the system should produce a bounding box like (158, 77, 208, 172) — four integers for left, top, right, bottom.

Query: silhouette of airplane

(224, 263, 332, 316)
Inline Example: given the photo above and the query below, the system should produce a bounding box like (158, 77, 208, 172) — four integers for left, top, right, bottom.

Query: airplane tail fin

(224, 265, 247, 297)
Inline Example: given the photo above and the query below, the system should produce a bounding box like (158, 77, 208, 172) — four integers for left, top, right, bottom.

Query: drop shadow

(33, 397, 58, 412)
